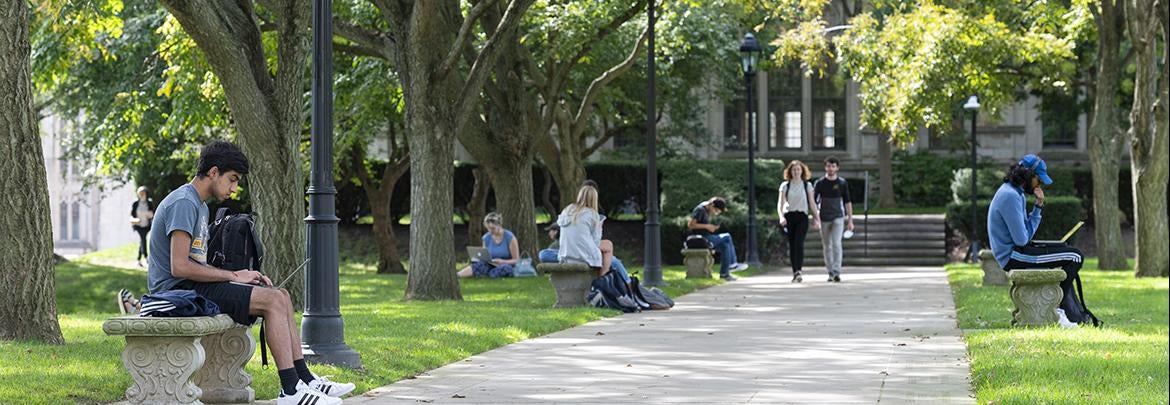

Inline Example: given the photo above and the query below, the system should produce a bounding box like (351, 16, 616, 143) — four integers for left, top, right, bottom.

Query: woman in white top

(556, 182, 614, 276)
(777, 160, 819, 283)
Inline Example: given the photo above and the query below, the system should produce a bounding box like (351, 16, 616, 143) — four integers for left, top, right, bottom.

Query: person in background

(813, 156, 853, 283)
(688, 197, 750, 281)
(778, 160, 819, 283)
(458, 212, 520, 278)
(130, 186, 155, 267)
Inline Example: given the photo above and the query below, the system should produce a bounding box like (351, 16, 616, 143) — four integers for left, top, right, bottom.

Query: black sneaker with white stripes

(277, 385, 342, 405)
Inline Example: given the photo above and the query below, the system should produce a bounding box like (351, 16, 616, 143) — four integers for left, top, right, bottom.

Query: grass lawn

(0, 252, 730, 404)
(946, 259, 1169, 404)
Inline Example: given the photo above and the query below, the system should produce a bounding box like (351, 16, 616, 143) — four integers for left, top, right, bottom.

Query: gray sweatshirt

(556, 205, 602, 267)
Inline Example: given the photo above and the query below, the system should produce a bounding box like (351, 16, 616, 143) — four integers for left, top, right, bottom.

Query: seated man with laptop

(987, 154, 1098, 327)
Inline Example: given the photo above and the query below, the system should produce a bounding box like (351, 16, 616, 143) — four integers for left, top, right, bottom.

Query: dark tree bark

(467, 167, 491, 246)
(1125, 0, 1169, 277)
(1088, 0, 1129, 270)
(375, 0, 534, 300)
(352, 138, 409, 275)
(158, 0, 310, 304)
(0, 0, 65, 344)
(877, 132, 895, 207)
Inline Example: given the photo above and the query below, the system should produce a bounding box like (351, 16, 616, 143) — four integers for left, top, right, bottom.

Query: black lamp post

(739, 33, 762, 267)
(302, 0, 361, 367)
(963, 95, 981, 263)
(643, 0, 664, 287)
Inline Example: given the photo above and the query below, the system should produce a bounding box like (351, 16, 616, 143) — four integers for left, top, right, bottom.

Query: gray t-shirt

(147, 184, 209, 293)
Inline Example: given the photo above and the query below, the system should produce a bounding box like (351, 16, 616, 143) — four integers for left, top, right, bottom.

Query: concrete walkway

(346, 266, 973, 404)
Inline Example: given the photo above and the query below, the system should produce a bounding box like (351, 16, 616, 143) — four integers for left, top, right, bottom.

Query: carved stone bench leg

(550, 272, 593, 308)
(1010, 282, 1063, 326)
(683, 250, 713, 279)
(121, 336, 205, 405)
(195, 325, 255, 403)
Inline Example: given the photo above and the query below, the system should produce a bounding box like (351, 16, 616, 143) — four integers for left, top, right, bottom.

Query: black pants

(1003, 243, 1092, 323)
(136, 227, 150, 261)
(783, 212, 810, 273)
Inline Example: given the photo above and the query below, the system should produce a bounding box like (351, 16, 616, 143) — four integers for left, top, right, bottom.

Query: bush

(659, 159, 787, 218)
(950, 167, 1007, 204)
(946, 196, 1083, 244)
(892, 151, 963, 207)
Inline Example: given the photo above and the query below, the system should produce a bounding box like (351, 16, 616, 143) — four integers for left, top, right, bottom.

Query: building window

(59, 201, 68, 239)
(769, 66, 802, 149)
(1039, 91, 1078, 148)
(71, 201, 81, 240)
(812, 63, 847, 150)
(723, 99, 750, 150)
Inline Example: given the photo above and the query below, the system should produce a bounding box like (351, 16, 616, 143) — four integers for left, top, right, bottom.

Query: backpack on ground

(587, 271, 641, 313)
(207, 208, 264, 272)
(1061, 274, 1102, 327)
(629, 276, 674, 310)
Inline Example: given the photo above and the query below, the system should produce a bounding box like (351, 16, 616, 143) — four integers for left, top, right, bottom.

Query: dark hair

(1002, 164, 1033, 187)
(197, 141, 250, 177)
(824, 156, 840, 166)
(709, 197, 727, 211)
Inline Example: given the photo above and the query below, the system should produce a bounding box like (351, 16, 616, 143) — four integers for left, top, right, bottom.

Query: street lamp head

(963, 95, 980, 111)
(739, 33, 762, 75)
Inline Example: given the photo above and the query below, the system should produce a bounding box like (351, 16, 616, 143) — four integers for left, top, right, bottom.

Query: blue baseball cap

(1019, 154, 1052, 185)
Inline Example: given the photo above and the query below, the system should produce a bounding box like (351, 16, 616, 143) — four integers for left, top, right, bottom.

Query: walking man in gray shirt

(813, 156, 854, 282)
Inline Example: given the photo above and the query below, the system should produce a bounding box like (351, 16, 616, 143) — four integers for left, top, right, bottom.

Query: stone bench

(103, 315, 255, 404)
(537, 263, 596, 308)
(979, 249, 1008, 285)
(682, 249, 714, 279)
(1007, 269, 1066, 327)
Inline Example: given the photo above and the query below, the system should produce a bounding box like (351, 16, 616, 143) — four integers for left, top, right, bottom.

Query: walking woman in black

(130, 186, 154, 267)
(777, 160, 819, 283)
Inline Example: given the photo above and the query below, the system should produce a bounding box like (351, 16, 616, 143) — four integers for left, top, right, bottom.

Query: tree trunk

(1126, 0, 1169, 278)
(1087, 0, 1128, 270)
(877, 132, 896, 207)
(467, 167, 491, 245)
(404, 120, 461, 299)
(0, 0, 65, 344)
(159, 0, 310, 304)
(489, 157, 540, 258)
(362, 159, 409, 275)
(552, 153, 588, 212)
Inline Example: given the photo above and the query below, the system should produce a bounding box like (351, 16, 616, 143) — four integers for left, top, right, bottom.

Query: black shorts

(179, 281, 257, 326)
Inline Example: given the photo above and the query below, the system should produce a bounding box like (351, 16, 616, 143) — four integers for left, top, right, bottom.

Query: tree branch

(570, 26, 649, 139)
(549, 0, 647, 95)
(333, 18, 394, 58)
(454, 0, 535, 135)
(335, 42, 389, 60)
(437, 0, 499, 78)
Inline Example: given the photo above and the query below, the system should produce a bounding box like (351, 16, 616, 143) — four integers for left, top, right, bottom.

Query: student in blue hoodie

(987, 154, 1094, 325)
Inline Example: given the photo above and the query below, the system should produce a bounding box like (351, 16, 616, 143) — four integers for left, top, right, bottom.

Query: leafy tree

(0, 0, 65, 344)
(1124, 0, 1168, 277)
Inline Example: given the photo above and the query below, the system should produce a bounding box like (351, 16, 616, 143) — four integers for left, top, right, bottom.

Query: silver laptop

(467, 246, 494, 266)
(1032, 221, 1085, 245)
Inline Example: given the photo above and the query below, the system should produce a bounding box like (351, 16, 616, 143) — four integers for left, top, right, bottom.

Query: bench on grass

(537, 262, 595, 308)
(979, 250, 1008, 286)
(103, 315, 255, 404)
(1007, 269, 1066, 327)
(681, 248, 714, 279)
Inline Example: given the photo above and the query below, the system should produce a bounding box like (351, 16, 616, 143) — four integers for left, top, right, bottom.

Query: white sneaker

(1055, 308, 1079, 329)
(303, 376, 356, 398)
(730, 263, 750, 272)
(277, 385, 342, 405)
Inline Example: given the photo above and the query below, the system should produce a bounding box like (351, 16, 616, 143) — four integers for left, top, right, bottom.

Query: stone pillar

(682, 249, 714, 279)
(195, 325, 256, 403)
(979, 250, 1008, 285)
(1007, 269, 1066, 327)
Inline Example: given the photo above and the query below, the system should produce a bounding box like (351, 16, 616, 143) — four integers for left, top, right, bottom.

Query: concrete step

(800, 256, 947, 267)
(803, 232, 946, 241)
(801, 248, 944, 258)
(796, 239, 946, 249)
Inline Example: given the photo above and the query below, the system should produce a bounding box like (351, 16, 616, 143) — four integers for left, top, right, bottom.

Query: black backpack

(207, 208, 264, 272)
(587, 271, 641, 313)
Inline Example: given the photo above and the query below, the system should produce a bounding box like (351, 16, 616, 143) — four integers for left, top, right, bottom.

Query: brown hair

(784, 160, 812, 181)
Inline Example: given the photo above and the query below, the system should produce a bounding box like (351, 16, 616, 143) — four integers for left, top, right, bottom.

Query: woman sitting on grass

(458, 212, 521, 278)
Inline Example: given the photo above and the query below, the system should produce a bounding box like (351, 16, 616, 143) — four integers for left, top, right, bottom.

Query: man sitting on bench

(146, 141, 353, 405)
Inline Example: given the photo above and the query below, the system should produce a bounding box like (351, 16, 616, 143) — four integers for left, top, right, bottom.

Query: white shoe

(1055, 308, 1079, 328)
(730, 263, 750, 272)
(302, 376, 356, 398)
(277, 385, 342, 405)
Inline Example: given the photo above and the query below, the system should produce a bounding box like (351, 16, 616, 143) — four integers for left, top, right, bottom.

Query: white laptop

(467, 246, 494, 266)
(1032, 221, 1085, 245)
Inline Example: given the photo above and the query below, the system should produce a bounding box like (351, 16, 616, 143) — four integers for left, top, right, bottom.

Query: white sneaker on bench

(278, 385, 341, 405)
(303, 376, 355, 397)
